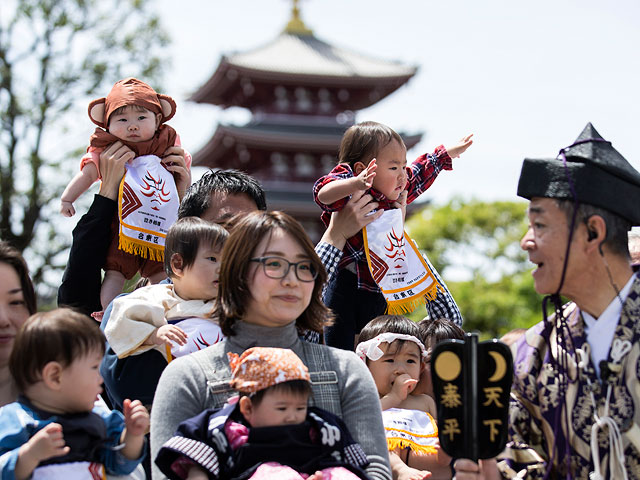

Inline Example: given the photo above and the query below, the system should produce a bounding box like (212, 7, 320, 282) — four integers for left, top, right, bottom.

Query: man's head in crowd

(178, 169, 267, 224)
(517, 123, 640, 304)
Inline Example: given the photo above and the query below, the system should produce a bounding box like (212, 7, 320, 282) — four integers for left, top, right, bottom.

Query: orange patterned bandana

(227, 347, 310, 393)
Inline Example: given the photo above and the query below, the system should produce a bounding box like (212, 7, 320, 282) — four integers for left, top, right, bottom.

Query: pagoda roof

(191, 31, 417, 110)
(192, 121, 422, 168)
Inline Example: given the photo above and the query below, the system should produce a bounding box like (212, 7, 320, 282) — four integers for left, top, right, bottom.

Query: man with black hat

(454, 123, 640, 479)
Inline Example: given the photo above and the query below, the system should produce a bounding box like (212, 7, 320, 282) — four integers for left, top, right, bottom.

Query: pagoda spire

(283, 0, 313, 36)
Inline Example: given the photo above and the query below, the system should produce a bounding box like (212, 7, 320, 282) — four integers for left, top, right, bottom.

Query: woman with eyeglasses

(150, 211, 392, 480)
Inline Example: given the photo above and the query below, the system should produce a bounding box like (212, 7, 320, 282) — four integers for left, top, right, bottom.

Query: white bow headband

(355, 332, 428, 362)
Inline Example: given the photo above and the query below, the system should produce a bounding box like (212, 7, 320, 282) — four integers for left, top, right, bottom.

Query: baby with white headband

(356, 315, 451, 480)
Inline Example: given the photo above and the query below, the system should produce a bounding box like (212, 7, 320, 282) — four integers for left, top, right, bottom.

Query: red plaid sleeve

(313, 164, 354, 212)
(406, 145, 452, 204)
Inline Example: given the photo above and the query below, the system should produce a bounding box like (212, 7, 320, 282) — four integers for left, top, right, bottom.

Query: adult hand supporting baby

(321, 190, 383, 250)
(161, 146, 191, 200)
(393, 190, 408, 222)
(98, 141, 133, 201)
(453, 458, 501, 480)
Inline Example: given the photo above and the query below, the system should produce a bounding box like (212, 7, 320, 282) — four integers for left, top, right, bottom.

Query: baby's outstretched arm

(120, 399, 150, 460)
(15, 423, 70, 480)
(317, 159, 377, 205)
(60, 163, 99, 217)
(446, 134, 474, 159)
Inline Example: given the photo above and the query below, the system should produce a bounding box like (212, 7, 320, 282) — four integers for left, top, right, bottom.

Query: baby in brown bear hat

(60, 78, 191, 311)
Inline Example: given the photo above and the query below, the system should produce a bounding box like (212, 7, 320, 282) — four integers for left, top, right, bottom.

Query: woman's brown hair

(216, 211, 332, 336)
(0, 241, 36, 315)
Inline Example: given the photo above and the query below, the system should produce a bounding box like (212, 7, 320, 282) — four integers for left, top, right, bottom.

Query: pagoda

(191, 0, 421, 240)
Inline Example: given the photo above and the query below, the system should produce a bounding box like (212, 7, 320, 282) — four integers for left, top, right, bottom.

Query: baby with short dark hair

(0, 308, 148, 479)
(105, 217, 228, 362)
(314, 121, 473, 351)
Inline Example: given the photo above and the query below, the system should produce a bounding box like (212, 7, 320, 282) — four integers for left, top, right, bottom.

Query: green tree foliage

(0, 0, 168, 291)
(406, 198, 543, 337)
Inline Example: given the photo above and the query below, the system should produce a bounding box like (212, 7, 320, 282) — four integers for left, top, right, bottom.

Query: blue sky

(157, 0, 640, 206)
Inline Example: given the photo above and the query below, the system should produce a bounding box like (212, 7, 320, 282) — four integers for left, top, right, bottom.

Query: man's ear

(585, 215, 607, 253)
(170, 253, 184, 278)
(41, 361, 64, 391)
(238, 396, 253, 423)
(353, 162, 366, 175)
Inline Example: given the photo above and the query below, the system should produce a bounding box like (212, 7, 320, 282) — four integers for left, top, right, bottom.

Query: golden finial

(284, 0, 313, 36)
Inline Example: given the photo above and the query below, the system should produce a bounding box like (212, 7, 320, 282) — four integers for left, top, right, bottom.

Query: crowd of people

(1, 78, 640, 480)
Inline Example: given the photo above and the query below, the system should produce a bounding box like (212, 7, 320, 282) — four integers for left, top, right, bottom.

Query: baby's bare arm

(60, 163, 99, 216)
(317, 176, 365, 205)
(318, 160, 377, 205)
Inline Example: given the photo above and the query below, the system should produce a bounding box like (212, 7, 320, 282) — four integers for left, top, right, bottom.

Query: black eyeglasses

(250, 256, 318, 282)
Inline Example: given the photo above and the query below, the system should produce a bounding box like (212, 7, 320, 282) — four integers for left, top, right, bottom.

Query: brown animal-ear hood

(87, 77, 176, 128)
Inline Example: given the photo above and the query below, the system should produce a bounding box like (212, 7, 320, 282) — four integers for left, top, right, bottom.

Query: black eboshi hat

(517, 123, 640, 225)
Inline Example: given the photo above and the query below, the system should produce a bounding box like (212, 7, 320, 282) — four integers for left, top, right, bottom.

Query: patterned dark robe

(498, 272, 640, 479)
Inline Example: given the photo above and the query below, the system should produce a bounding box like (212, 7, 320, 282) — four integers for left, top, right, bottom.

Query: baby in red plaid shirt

(313, 121, 472, 350)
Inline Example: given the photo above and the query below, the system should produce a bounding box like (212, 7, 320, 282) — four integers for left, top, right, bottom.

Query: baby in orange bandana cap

(228, 347, 313, 430)
(156, 347, 373, 480)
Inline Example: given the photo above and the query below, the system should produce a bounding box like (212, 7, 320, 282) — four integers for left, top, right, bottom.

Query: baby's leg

(405, 448, 453, 480)
(390, 449, 433, 480)
(101, 270, 126, 310)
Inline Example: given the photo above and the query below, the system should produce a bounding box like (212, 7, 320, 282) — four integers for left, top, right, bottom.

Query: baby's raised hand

(23, 423, 70, 463)
(355, 159, 377, 190)
(391, 373, 418, 400)
(60, 201, 76, 217)
(151, 324, 188, 346)
(123, 399, 150, 437)
(446, 134, 474, 159)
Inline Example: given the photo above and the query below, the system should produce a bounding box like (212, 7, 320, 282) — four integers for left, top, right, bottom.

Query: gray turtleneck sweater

(150, 321, 392, 480)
